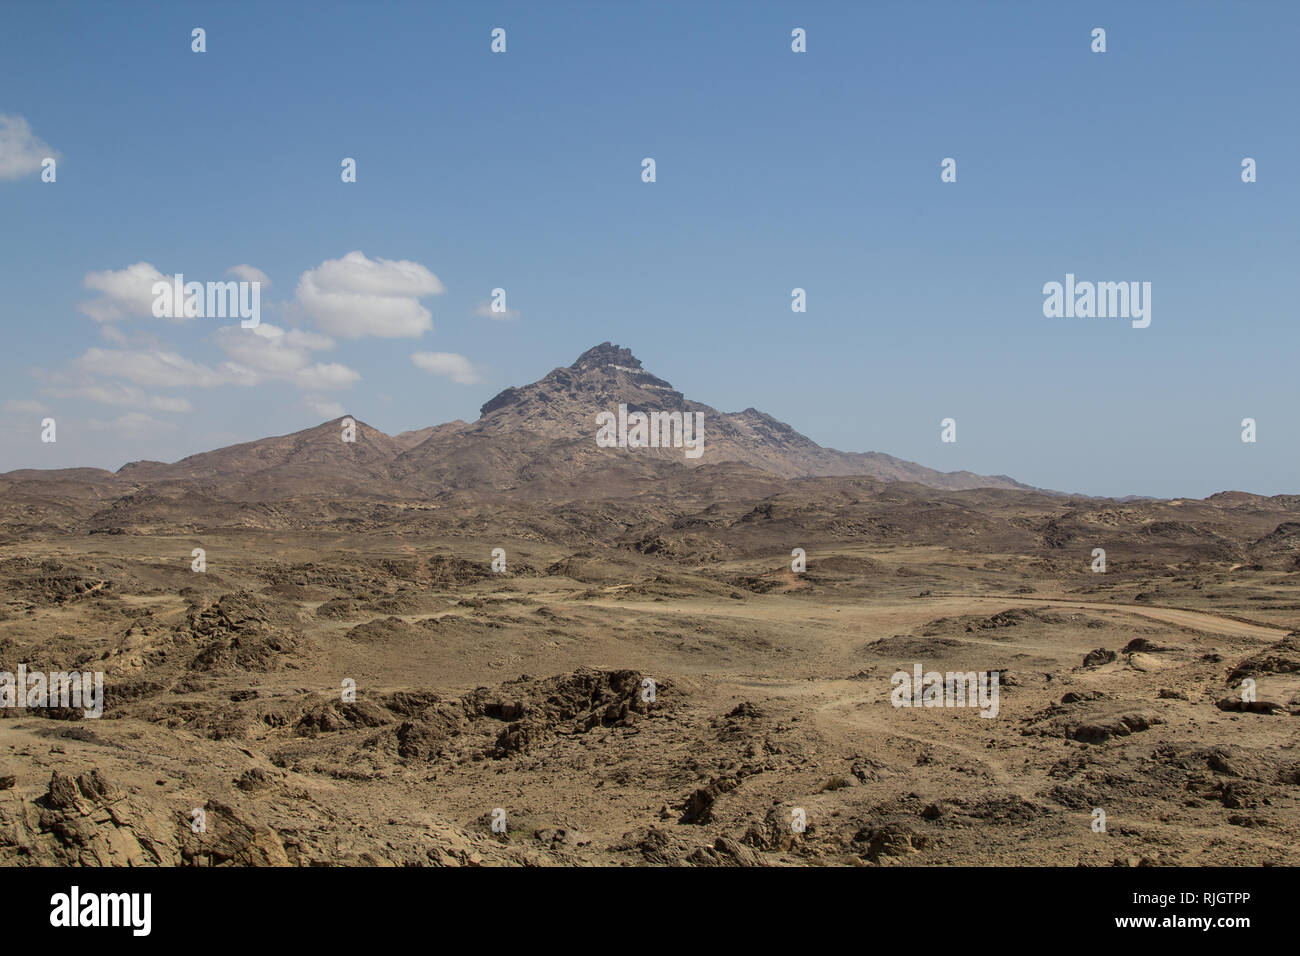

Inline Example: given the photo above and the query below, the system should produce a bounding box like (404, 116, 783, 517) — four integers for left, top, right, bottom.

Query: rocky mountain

(390, 343, 1036, 492)
(2, 344, 1035, 506)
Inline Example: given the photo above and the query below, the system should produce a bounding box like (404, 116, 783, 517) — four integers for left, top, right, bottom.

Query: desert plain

(0, 345, 1296, 866)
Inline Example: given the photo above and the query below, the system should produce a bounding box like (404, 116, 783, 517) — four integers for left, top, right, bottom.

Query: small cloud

(303, 396, 346, 419)
(79, 262, 169, 322)
(296, 250, 444, 338)
(44, 381, 193, 413)
(0, 114, 59, 181)
(2, 399, 50, 414)
(71, 347, 247, 388)
(227, 264, 271, 287)
(411, 351, 484, 385)
(87, 412, 179, 437)
(55, 325, 356, 416)
(475, 301, 521, 321)
(215, 322, 359, 390)
(80, 261, 271, 323)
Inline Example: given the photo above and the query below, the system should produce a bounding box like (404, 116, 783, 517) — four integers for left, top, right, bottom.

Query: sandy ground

(1, 528, 1296, 866)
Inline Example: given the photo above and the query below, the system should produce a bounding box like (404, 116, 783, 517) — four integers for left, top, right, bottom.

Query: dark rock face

(1065, 712, 1163, 744)
(570, 342, 642, 371)
(480, 386, 521, 417)
(1083, 647, 1117, 668)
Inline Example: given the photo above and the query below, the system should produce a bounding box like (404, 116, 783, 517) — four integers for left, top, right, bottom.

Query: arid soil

(1, 520, 1297, 866)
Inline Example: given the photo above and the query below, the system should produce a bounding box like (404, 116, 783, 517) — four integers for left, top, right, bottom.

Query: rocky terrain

(0, 345, 1297, 866)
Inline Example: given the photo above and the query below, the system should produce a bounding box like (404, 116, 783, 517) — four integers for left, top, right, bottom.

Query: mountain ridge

(11, 343, 1035, 494)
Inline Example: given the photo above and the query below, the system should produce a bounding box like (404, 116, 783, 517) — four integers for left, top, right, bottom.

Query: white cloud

(475, 301, 521, 321)
(227, 264, 271, 287)
(71, 347, 246, 388)
(56, 323, 356, 421)
(87, 412, 178, 437)
(2, 399, 50, 414)
(411, 351, 484, 385)
(303, 396, 346, 419)
(44, 381, 193, 413)
(215, 322, 359, 390)
(0, 114, 58, 181)
(296, 250, 444, 338)
(79, 261, 273, 323)
(79, 262, 169, 322)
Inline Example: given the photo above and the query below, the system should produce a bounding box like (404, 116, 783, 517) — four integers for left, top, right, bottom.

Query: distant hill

(2, 343, 1041, 515)
(389, 342, 1037, 492)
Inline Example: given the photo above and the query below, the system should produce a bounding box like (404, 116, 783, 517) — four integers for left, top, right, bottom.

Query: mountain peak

(570, 342, 642, 372)
(479, 343, 679, 419)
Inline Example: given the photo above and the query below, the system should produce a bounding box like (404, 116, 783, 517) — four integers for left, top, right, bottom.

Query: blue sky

(1, 0, 1296, 498)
